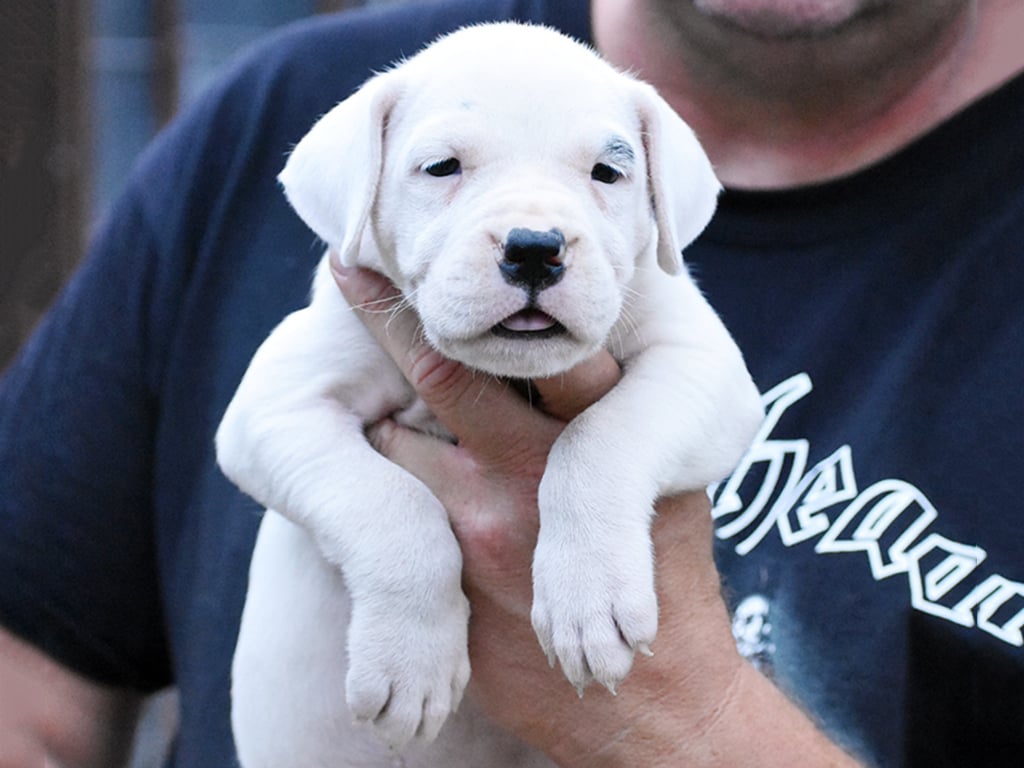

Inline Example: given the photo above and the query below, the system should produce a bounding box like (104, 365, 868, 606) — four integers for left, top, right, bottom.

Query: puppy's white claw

(637, 642, 654, 658)
(420, 694, 452, 742)
(531, 608, 557, 669)
(346, 585, 471, 749)
(531, 516, 658, 696)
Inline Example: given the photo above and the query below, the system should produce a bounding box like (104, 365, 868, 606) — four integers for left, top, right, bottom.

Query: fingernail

(329, 250, 352, 279)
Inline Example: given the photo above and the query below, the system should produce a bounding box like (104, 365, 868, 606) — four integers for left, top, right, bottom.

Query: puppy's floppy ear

(635, 83, 722, 275)
(278, 71, 402, 267)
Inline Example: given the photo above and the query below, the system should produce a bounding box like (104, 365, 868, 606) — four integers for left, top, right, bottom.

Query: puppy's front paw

(530, 526, 657, 694)
(346, 585, 471, 748)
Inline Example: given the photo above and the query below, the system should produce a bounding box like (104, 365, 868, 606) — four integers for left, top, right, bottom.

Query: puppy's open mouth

(492, 309, 566, 339)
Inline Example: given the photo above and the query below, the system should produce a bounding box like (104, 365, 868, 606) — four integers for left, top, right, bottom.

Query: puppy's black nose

(500, 228, 566, 291)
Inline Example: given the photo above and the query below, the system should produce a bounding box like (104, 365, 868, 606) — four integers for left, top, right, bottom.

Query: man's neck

(593, 0, 1024, 189)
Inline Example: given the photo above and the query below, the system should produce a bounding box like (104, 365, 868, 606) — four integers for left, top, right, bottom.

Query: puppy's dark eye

(424, 158, 461, 177)
(591, 163, 622, 184)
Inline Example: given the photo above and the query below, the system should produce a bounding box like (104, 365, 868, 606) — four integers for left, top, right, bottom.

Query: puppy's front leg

(217, 262, 470, 747)
(531, 336, 762, 694)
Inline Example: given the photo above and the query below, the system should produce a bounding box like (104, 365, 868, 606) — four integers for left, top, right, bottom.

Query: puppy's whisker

(631, 263, 665, 276)
(469, 371, 510, 410)
(409, 322, 430, 348)
(606, 293, 645, 357)
(470, 373, 490, 408)
(620, 304, 642, 337)
(609, 325, 626, 360)
(376, 289, 420, 337)
(620, 284, 645, 302)
(351, 295, 402, 313)
(354, 283, 415, 311)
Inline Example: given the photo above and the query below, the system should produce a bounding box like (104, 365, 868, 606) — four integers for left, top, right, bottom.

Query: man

(2, 0, 1022, 765)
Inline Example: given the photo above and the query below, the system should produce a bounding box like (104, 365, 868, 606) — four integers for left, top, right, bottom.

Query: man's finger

(533, 352, 621, 423)
(366, 418, 460, 499)
(329, 256, 419, 358)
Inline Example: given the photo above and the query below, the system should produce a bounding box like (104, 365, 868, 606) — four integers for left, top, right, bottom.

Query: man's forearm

(540, 506, 863, 768)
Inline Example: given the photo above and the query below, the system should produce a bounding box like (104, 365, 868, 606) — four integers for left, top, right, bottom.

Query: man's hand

(334, 261, 862, 767)
(0, 626, 140, 767)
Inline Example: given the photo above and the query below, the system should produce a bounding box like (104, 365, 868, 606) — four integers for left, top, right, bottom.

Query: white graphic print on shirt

(731, 594, 775, 669)
(712, 373, 1024, 648)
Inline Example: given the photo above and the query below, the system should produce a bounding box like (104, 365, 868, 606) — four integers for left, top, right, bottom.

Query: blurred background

(0, 0, 404, 372)
(0, 1, 404, 764)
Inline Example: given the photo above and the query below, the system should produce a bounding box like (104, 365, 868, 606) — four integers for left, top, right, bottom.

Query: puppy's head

(280, 23, 720, 377)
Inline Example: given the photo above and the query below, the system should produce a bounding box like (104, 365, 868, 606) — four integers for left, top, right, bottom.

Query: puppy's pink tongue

(501, 309, 557, 332)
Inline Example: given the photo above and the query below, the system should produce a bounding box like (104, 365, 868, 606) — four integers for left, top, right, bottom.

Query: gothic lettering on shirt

(712, 373, 1024, 648)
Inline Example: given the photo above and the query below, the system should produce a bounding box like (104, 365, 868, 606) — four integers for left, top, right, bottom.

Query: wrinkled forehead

(386, 28, 642, 164)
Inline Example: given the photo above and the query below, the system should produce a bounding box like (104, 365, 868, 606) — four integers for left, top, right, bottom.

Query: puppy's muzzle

(494, 227, 568, 339)
(500, 228, 566, 292)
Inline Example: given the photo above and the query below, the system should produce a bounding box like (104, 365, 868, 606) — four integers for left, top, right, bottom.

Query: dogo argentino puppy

(217, 21, 763, 766)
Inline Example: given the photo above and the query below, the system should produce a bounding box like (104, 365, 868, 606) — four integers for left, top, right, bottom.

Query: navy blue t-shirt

(1, 0, 1022, 765)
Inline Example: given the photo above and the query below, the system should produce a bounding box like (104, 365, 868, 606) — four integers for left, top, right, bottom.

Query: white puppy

(217, 22, 763, 767)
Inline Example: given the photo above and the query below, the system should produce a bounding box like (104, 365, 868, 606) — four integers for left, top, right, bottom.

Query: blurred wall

(1, 0, 404, 372)
(1, 0, 89, 371)
(0, 2, 405, 764)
